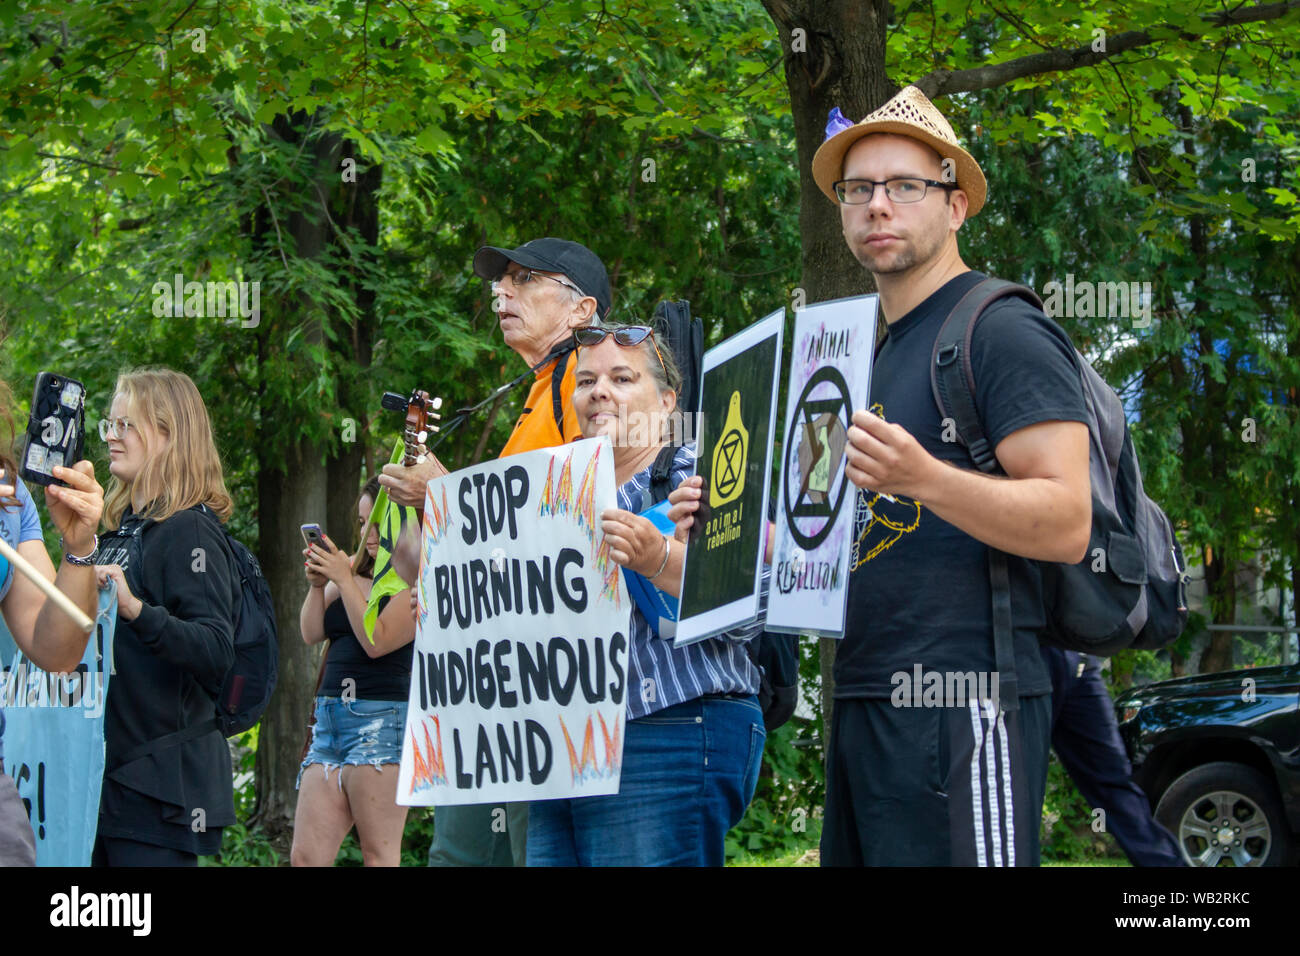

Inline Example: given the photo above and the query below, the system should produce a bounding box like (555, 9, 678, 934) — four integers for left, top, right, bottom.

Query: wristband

(61, 535, 99, 566)
(648, 535, 671, 581)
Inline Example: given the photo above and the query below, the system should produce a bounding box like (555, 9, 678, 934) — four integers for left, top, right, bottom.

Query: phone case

(20, 372, 86, 487)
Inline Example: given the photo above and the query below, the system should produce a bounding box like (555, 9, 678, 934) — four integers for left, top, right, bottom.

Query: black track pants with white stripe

(821, 694, 1051, 866)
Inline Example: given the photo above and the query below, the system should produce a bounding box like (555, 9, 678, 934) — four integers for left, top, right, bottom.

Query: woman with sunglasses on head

(526, 322, 766, 867)
(90, 368, 241, 867)
(0, 378, 105, 866)
(291, 475, 415, 867)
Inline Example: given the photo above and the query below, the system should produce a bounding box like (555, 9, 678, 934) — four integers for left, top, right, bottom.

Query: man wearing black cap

(379, 236, 610, 867)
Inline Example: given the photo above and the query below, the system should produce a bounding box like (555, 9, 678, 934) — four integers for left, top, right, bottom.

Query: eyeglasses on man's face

(493, 267, 582, 296)
(98, 416, 135, 441)
(833, 177, 957, 205)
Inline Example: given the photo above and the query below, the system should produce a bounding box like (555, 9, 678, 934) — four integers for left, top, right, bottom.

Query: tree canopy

(2, 0, 1296, 851)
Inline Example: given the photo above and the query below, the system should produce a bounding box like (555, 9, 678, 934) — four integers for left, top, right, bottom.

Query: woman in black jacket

(92, 368, 239, 867)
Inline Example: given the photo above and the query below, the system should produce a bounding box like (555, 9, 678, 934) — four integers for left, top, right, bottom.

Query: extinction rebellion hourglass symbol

(783, 365, 852, 551)
(709, 391, 748, 507)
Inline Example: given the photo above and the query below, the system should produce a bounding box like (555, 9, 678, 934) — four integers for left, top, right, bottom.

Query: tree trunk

(249, 114, 382, 853)
(1199, 544, 1237, 675)
(252, 439, 328, 851)
(762, 0, 891, 740)
(1289, 273, 1300, 650)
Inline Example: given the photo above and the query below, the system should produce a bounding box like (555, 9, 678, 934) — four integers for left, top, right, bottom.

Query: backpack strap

(930, 278, 1043, 473)
(649, 444, 678, 506)
(652, 300, 703, 419)
(112, 717, 221, 768)
(549, 343, 577, 438)
(929, 277, 1043, 714)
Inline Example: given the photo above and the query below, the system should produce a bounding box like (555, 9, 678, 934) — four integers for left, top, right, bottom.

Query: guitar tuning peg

(417, 430, 428, 444)
(415, 454, 428, 465)
(428, 424, 440, 433)
(431, 396, 444, 409)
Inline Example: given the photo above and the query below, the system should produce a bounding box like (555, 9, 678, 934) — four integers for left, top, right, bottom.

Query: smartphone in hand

(301, 523, 329, 550)
(20, 372, 86, 487)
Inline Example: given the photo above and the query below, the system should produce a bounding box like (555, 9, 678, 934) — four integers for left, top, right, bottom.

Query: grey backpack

(930, 278, 1188, 704)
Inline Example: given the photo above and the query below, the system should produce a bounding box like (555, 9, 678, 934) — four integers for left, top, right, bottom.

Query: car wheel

(1155, 761, 1295, 867)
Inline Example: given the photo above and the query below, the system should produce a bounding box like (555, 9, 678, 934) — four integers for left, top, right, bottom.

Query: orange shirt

(499, 351, 582, 458)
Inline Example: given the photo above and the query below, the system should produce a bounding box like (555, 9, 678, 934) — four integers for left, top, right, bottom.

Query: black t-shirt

(836, 271, 1089, 699)
(319, 594, 411, 701)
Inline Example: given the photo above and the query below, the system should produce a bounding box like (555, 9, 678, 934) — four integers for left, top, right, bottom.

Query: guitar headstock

(381, 389, 444, 466)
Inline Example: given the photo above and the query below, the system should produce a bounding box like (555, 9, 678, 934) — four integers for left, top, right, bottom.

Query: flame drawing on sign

(594, 536, 621, 608)
(575, 444, 600, 540)
(418, 486, 453, 631)
(537, 456, 557, 516)
(408, 715, 446, 794)
(597, 711, 622, 776)
(537, 446, 619, 606)
(423, 484, 452, 544)
(558, 712, 622, 784)
(538, 451, 575, 519)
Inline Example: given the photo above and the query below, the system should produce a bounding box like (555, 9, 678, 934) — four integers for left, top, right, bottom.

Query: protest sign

(398, 436, 630, 806)
(675, 309, 783, 646)
(0, 584, 116, 865)
(768, 295, 878, 636)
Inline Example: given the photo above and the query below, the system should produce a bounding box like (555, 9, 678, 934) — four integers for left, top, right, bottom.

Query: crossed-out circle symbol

(716, 429, 743, 498)
(783, 365, 852, 551)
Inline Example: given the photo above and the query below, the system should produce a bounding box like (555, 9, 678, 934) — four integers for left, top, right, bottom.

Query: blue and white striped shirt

(619, 444, 763, 721)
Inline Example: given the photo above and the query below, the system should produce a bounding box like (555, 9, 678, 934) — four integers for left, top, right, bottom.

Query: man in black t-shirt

(810, 86, 1092, 866)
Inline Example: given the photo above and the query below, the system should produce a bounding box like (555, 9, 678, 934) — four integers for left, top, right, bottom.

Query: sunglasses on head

(572, 325, 667, 377)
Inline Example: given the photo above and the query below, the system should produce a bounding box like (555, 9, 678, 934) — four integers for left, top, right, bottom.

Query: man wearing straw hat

(812, 86, 1092, 866)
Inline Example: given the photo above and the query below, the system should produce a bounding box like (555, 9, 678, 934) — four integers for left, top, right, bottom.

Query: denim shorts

(297, 696, 409, 790)
(527, 694, 766, 866)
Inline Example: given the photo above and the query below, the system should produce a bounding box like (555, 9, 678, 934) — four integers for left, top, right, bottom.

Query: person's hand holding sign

(667, 474, 775, 563)
(665, 475, 704, 543)
(94, 565, 143, 620)
(844, 409, 938, 498)
(601, 507, 686, 599)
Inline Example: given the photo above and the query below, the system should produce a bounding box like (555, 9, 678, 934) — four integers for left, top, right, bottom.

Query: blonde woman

(92, 368, 240, 867)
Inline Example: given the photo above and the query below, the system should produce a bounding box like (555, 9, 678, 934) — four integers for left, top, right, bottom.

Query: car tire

(1155, 761, 1295, 867)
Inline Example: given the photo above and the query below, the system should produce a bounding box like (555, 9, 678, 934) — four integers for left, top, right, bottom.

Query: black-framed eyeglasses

(833, 177, 957, 205)
(493, 267, 583, 296)
(573, 325, 667, 377)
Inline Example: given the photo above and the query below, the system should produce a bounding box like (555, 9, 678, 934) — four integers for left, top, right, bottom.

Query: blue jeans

(527, 695, 766, 866)
(297, 696, 408, 789)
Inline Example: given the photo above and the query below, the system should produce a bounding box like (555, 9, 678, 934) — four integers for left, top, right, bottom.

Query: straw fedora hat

(811, 85, 987, 217)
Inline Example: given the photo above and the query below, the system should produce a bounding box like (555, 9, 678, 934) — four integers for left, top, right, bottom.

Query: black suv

(1114, 663, 1300, 866)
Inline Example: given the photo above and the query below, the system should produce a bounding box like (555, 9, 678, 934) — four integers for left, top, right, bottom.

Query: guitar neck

(401, 390, 443, 466)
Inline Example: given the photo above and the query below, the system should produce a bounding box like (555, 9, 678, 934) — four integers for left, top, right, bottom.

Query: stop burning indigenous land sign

(397, 436, 631, 806)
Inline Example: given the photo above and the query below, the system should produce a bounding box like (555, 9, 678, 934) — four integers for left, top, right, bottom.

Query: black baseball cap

(473, 237, 612, 320)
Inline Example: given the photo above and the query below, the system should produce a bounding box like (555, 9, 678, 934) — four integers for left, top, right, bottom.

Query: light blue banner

(1, 584, 115, 866)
